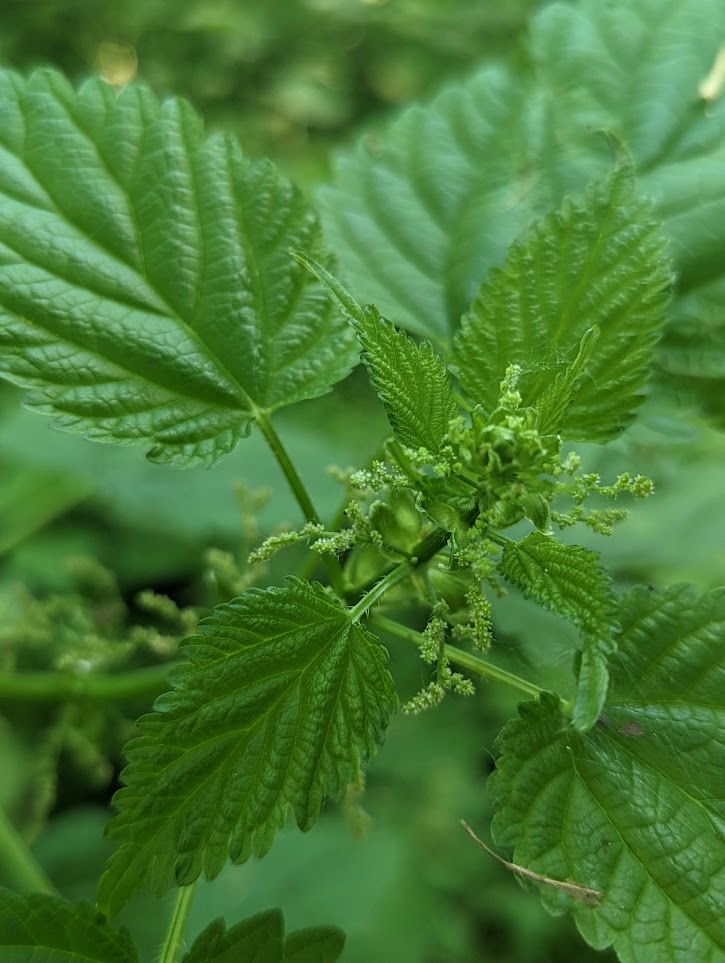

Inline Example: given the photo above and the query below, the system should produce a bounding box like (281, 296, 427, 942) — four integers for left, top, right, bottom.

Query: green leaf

(528, 0, 725, 424)
(497, 532, 618, 730)
(292, 253, 457, 452)
(0, 68, 356, 468)
(534, 326, 600, 438)
(321, 0, 725, 420)
(98, 578, 397, 917)
(181, 909, 344, 963)
(0, 888, 138, 963)
(318, 64, 568, 342)
(453, 164, 671, 442)
(182, 911, 284, 963)
(490, 583, 725, 963)
(354, 308, 458, 453)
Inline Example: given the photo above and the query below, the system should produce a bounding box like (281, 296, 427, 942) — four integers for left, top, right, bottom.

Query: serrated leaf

(318, 65, 567, 341)
(98, 578, 397, 917)
(490, 584, 725, 963)
(355, 308, 458, 453)
(181, 910, 344, 963)
(182, 910, 283, 963)
(0, 68, 356, 468)
(0, 888, 138, 963)
(453, 164, 671, 442)
(497, 532, 617, 730)
(534, 325, 600, 438)
(292, 253, 457, 452)
(320, 0, 725, 419)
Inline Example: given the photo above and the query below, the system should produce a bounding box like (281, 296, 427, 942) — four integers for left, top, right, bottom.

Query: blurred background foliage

(0, 0, 545, 183)
(0, 1, 721, 961)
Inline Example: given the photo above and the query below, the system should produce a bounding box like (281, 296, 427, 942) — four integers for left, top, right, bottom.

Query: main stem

(255, 411, 347, 599)
(0, 804, 57, 895)
(158, 883, 196, 963)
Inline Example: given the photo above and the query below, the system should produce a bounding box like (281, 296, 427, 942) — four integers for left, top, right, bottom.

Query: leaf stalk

(255, 411, 347, 598)
(158, 883, 196, 963)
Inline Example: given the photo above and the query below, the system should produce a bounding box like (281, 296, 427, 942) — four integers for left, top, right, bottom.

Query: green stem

(371, 614, 544, 701)
(348, 525, 452, 621)
(256, 411, 347, 599)
(348, 562, 413, 621)
(443, 643, 544, 700)
(0, 663, 174, 703)
(486, 531, 513, 549)
(158, 883, 196, 963)
(256, 411, 319, 523)
(0, 804, 57, 894)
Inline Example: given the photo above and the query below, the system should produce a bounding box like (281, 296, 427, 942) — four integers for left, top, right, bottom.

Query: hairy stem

(486, 531, 514, 549)
(158, 883, 196, 963)
(0, 663, 173, 703)
(371, 614, 545, 701)
(348, 562, 413, 621)
(0, 804, 57, 895)
(255, 411, 347, 599)
(348, 524, 452, 621)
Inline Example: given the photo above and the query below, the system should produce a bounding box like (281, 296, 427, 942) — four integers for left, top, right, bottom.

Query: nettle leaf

(0, 68, 356, 468)
(321, 0, 725, 422)
(497, 532, 618, 730)
(181, 909, 344, 963)
(453, 164, 672, 442)
(98, 578, 397, 917)
(490, 584, 725, 963)
(0, 888, 138, 963)
(353, 307, 458, 454)
(182, 912, 283, 963)
(532, 0, 725, 409)
(292, 253, 457, 452)
(318, 64, 576, 341)
(534, 325, 600, 438)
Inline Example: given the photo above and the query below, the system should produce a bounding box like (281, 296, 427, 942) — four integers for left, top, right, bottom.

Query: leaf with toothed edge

(0, 888, 139, 962)
(490, 584, 725, 963)
(97, 578, 397, 918)
(453, 162, 672, 444)
(319, 0, 725, 431)
(180, 910, 345, 963)
(292, 253, 458, 453)
(0, 68, 356, 468)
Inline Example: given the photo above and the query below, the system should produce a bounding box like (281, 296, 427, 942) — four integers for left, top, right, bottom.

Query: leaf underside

(98, 578, 397, 918)
(0, 889, 138, 963)
(0, 68, 356, 468)
(320, 0, 725, 420)
(453, 163, 672, 443)
(490, 584, 725, 963)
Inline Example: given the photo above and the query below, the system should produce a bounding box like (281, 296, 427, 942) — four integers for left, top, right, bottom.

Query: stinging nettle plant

(1, 1, 725, 960)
